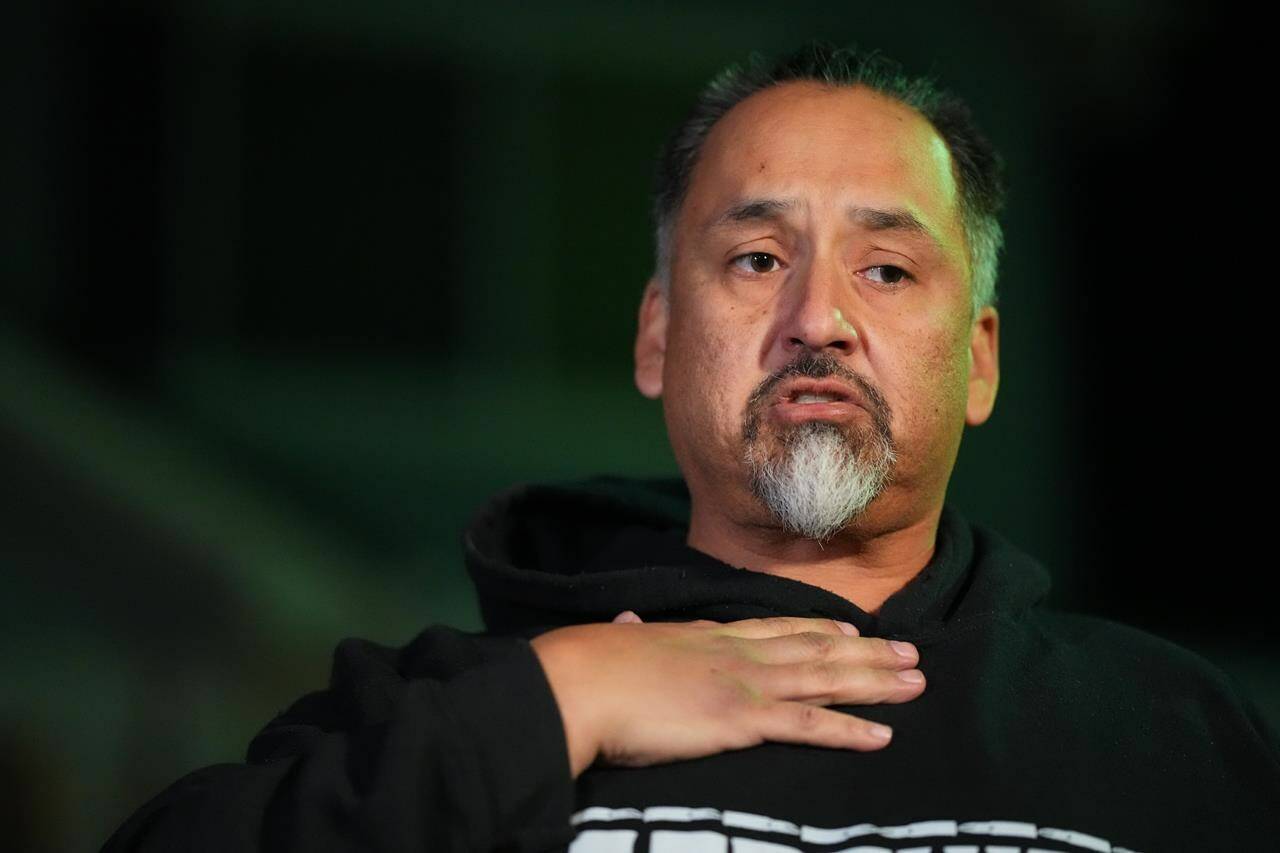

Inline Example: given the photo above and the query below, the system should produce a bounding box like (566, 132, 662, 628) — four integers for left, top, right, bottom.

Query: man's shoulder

(1028, 607, 1237, 685)
(961, 516, 1246, 693)
(1006, 608, 1279, 765)
(1023, 608, 1279, 742)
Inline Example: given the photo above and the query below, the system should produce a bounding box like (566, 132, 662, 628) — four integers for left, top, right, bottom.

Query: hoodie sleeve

(100, 628, 576, 853)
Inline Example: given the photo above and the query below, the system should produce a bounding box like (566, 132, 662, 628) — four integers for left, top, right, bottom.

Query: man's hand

(529, 611, 925, 778)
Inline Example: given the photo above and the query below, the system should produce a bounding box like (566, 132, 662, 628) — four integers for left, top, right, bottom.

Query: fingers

(711, 615, 860, 639)
(750, 701, 895, 751)
(609, 615, 862, 640)
(709, 618, 924, 707)
(741, 632, 918, 669)
(749, 654, 925, 706)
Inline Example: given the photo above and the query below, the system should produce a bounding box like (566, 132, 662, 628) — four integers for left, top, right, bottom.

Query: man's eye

(863, 265, 911, 286)
(730, 252, 782, 274)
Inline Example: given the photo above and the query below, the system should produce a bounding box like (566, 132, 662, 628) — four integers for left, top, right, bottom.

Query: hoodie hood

(463, 475, 1051, 643)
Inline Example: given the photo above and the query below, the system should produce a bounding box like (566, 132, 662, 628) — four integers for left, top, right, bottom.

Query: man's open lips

(770, 378, 865, 424)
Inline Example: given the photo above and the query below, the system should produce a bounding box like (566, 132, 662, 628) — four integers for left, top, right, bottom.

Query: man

(104, 43, 1278, 852)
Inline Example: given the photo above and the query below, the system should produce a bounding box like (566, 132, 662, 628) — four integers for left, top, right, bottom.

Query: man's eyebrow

(708, 197, 799, 229)
(708, 199, 948, 255)
(847, 205, 947, 255)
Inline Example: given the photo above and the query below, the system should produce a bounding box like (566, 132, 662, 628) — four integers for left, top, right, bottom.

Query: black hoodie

(103, 476, 1280, 852)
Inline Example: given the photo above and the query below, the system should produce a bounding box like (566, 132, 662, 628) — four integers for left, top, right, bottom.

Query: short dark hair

(650, 41, 1007, 319)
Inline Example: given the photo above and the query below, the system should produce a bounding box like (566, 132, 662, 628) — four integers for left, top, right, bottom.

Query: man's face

(635, 81, 999, 539)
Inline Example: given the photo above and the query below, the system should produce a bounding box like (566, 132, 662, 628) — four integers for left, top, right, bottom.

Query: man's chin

(744, 424, 894, 541)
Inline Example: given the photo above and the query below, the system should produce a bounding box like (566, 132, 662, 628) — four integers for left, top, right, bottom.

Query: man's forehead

(683, 83, 965, 253)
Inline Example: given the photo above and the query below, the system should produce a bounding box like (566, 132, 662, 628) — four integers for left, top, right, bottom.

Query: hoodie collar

(463, 476, 1050, 643)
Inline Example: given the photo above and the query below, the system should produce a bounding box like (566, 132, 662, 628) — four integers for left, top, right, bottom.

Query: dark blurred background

(3, 1, 1273, 850)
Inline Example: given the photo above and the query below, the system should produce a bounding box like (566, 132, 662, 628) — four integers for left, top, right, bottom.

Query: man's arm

(101, 632, 575, 852)
(101, 617, 924, 851)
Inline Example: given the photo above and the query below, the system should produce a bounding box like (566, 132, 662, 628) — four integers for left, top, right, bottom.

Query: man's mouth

(771, 378, 864, 423)
(776, 378, 861, 405)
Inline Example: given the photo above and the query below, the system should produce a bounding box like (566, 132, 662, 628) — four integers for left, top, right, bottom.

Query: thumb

(611, 610, 643, 624)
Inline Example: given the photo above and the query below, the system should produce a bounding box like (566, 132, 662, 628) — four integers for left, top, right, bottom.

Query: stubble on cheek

(689, 324, 749, 462)
(896, 325, 972, 476)
(936, 324, 975, 417)
(704, 347, 747, 461)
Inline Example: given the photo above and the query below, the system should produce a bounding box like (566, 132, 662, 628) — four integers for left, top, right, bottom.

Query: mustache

(743, 350, 893, 442)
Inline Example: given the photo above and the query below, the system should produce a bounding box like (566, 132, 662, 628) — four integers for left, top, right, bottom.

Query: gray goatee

(742, 353, 897, 541)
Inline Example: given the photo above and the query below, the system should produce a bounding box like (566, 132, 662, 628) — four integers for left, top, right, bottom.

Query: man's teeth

(794, 393, 840, 403)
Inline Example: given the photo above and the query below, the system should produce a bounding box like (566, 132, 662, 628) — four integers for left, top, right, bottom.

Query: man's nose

(780, 257, 860, 356)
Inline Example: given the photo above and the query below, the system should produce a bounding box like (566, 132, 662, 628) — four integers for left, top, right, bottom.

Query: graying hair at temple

(649, 41, 1008, 321)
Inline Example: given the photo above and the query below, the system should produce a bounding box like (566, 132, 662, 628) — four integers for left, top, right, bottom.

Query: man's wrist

(531, 626, 602, 779)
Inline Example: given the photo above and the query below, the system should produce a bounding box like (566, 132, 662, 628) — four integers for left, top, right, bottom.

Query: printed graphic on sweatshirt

(567, 808, 1142, 853)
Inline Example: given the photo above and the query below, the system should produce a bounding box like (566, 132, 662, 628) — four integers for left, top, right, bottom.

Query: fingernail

(837, 621, 858, 636)
(890, 640, 916, 658)
(868, 724, 893, 741)
(897, 669, 924, 684)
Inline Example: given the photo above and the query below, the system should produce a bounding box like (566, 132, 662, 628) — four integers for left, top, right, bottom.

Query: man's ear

(634, 279, 668, 399)
(965, 305, 999, 426)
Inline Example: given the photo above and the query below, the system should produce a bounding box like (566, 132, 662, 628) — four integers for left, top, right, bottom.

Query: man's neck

(685, 500, 942, 615)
